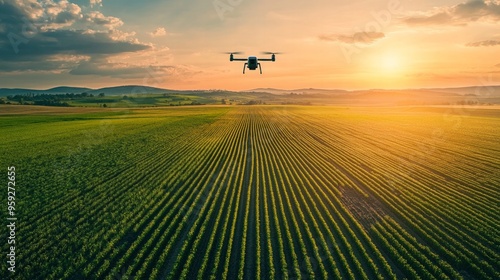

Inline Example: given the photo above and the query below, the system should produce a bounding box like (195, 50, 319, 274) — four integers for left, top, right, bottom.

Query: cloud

(466, 39, 500, 46)
(44, 0, 82, 27)
(69, 60, 199, 79)
(0, 1, 193, 81)
(69, 60, 162, 78)
(496, 63, 500, 67)
(86, 11, 123, 29)
(150, 27, 167, 37)
(319, 32, 385, 44)
(0, 29, 150, 60)
(403, 0, 500, 26)
(90, 0, 103, 8)
(0, 0, 151, 74)
(403, 12, 454, 26)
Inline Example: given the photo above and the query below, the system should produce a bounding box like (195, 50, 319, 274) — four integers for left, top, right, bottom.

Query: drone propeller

(261, 51, 284, 55)
(223, 51, 244, 55)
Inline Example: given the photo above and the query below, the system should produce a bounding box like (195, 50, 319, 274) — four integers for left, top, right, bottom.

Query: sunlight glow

(379, 53, 404, 74)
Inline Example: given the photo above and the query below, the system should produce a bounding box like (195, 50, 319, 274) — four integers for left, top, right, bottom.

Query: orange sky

(0, 0, 499, 90)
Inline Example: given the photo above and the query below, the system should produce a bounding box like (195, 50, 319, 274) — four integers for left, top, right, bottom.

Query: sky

(0, 0, 499, 90)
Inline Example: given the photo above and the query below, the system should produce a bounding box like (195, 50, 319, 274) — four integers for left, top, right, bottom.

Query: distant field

(0, 104, 128, 115)
(66, 94, 213, 107)
(0, 105, 498, 279)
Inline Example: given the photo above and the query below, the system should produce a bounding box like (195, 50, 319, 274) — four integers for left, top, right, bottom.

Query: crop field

(0, 105, 499, 279)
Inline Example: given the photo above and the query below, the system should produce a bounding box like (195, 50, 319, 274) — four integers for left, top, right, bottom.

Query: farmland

(0, 105, 499, 279)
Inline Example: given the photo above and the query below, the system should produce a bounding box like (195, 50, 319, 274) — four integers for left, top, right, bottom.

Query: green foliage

(0, 106, 498, 280)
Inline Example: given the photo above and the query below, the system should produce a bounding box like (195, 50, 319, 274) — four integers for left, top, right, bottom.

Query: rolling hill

(1, 85, 499, 106)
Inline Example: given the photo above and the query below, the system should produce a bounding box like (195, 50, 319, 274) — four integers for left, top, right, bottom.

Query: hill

(0, 86, 167, 97)
(86, 85, 175, 96)
(1, 85, 499, 106)
(424, 86, 500, 96)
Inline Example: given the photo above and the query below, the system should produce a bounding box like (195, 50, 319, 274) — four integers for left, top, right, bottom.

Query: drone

(225, 52, 281, 74)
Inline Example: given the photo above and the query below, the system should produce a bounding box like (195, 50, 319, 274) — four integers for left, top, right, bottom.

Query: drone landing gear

(242, 63, 263, 74)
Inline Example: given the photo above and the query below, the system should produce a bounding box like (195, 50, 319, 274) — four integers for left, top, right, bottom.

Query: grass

(0, 105, 498, 279)
(64, 94, 217, 107)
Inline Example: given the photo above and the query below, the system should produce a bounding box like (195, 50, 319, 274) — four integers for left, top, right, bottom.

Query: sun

(362, 50, 411, 87)
(379, 53, 404, 74)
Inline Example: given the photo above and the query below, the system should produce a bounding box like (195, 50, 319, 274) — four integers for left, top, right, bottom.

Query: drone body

(227, 52, 279, 74)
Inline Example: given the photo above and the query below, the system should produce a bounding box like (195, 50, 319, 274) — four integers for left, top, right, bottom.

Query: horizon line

(1, 84, 499, 92)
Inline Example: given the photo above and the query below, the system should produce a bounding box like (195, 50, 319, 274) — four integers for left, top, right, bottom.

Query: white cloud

(13, 0, 45, 20)
(42, 0, 83, 29)
(0, 0, 188, 80)
(86, 11, 123, 29)
(150, 27, 167, 37)
(0, 0, 150, 73)
(109, 29, 138, 42)
(90, 0, 103, 8)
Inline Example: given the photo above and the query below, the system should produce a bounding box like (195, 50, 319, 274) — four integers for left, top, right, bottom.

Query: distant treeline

(2, 92, 105, 106)
(243, 100, 312, 105)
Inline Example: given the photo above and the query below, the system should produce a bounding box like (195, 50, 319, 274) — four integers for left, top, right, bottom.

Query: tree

(98, 93, 105, 97)
(103, 103, 108, 108)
